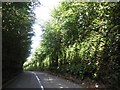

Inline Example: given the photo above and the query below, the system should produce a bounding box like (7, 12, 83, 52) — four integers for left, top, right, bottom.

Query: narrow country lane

(3, 71, 42, 88)
(3, 71, 84, 89)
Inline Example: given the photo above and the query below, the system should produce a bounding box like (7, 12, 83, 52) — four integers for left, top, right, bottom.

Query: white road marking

(60, 86, 63, 88)
(32, 72, 44, 90)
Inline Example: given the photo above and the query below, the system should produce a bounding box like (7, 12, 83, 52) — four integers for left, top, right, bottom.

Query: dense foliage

(24, 2, 120, 89)
(2, 2, 35, 83)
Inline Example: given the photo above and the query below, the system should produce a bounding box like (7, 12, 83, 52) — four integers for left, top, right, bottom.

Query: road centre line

(32, 72, 44, 90)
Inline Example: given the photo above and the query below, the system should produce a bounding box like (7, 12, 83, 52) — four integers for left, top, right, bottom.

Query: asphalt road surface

(3, 71, 83, 89)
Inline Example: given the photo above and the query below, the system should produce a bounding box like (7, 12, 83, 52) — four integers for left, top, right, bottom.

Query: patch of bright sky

(28, 0, 61, 59)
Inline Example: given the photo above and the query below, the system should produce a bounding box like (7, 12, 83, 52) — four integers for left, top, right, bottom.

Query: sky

(28, 0, 61, 59)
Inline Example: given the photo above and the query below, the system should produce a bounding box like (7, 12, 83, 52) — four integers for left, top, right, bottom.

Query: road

(3, 71, 83, 89)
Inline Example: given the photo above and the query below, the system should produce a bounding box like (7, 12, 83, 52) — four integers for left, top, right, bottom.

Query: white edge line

(32, 72, 44, 90)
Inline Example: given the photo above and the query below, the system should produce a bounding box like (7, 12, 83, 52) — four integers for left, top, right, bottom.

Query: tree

(2, 2, 35, 83)
(26, 1, 120, 89)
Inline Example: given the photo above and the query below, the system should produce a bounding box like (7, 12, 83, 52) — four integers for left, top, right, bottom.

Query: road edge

(2, 72, 23, 88)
